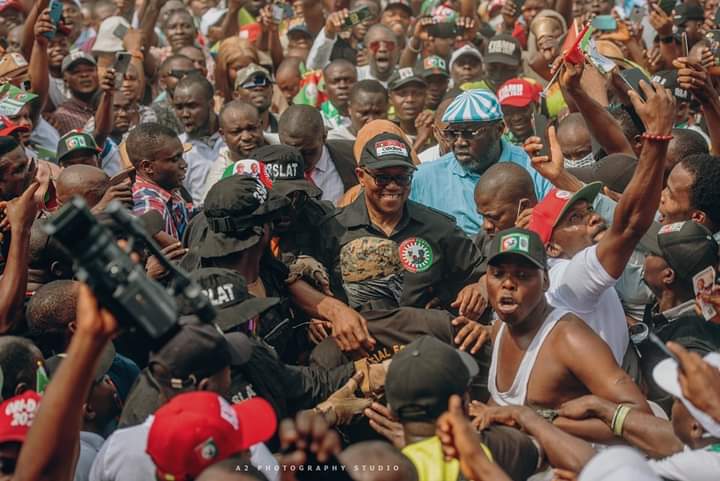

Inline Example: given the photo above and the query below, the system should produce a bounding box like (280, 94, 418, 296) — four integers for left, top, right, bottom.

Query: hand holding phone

(43, 0, 63, 40)
(113, 51, 133, 89)
(343, 5, 372, 29)
(620, 68, 651, 101)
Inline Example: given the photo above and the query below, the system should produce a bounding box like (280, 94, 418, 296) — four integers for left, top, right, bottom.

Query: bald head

(557, 113, 592, 161)
(340, 441, 417, 481)
(277, 57, 303, 77)
(220, 100, 260, 128)
(475, 163, 537, 235)
(279, 104, 324, 138)
(56, 165, 110, 207)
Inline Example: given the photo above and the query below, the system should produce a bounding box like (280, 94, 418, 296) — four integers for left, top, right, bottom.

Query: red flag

(563, 22, 591, 65)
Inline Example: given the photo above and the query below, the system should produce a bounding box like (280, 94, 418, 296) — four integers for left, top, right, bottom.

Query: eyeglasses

(168, 68, 198, 79)
(240, 75, 272, 90)
(363, 169, 413, 187)
(442, 123, 500, 140)
(368, 40, 397, 53)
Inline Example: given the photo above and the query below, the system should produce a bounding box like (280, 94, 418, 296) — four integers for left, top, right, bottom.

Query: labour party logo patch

(375, 139, 408, 158)
(399, 237, 433, 273)
(500, 233, 530, 253)
(555, 190, 571, 200)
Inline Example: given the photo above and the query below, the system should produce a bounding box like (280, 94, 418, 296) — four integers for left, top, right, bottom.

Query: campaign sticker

(375, 140, 408, 157)
(659, 221, 685, 234)
(399, 237, 433, 273)
(555, 190, 571, 200)
(500, 233, 530, 253)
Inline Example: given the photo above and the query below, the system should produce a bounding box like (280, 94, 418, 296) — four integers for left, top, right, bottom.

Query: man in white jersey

(526, 79, 676, 364)
(483, 227, 650, 443)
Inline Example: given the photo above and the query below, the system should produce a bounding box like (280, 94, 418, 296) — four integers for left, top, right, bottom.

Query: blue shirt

(410, 139, 552, 234)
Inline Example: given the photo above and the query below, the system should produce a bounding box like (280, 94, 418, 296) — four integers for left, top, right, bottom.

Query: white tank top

(488, 308, 569, 406)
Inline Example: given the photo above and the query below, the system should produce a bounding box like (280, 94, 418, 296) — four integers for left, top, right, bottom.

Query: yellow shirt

(402, 436, 493, 481)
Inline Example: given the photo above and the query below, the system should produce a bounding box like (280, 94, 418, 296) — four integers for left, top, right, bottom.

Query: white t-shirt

(648, 445, 720, 481)
(89, 416, 279, 481)
(546, 245, 629, 364)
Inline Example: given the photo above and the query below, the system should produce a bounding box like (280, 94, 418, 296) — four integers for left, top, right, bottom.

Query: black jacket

(326, 140, 359, 192)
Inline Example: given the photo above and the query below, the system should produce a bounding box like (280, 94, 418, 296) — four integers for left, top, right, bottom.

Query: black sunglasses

(0, 457, 16, 475)
(363, 169, 413, 187)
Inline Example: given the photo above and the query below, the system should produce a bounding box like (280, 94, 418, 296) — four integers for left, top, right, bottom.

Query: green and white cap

(0, 84, 37, 116)
(487, 227, 547, 269)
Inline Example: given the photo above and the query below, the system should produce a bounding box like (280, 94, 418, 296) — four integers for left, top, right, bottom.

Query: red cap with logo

(527, 182, 603, 245)
(497, 78, 542, 108)
(0, 115, 28, 137)
(0, 391, 42, 445)
(146, 392, 277, 481)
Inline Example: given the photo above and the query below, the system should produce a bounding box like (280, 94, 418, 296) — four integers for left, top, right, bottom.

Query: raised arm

(648, 4, 680, 67)
(13, 285, 118, 481)
(675, 58, 720, 156)
(596, 79, 675, 278)
(399, 16, 431, 68)
(220, 0, 244, 41)
(94, 69, 116, 148)
(0, 182, 39, 333)
(138, 0, 161, 79)
(29, 9, 53, 119)
(20, 0, 47, 62)
(560, 61, 634, 157)
(306, 11, 349, 70)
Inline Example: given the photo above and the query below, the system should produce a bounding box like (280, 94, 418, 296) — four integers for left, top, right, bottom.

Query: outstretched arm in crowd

(94, 69, 117, 149)
(437, 396, 513, 481)
(287, 279, 376, 354)
(560, 61, 635, 157)
(13, 285, 118, 481)
(28, 9, 52, 121)
(471, 404, 596, 473)
(20, 0, 47, 63)
(138, 0, 161, 80)
(0, 182, 39, 333)
(596, 75, 675, 278)
(257, 5, 284, 69)
(307, 10, 349, 71)
(648, 4, 680, 68)
(667, 341, 720, 423)
(220, 0, 244, 40)
(674, 57, 720, 156)
(559, 394, 683, 459)
(524, 126, 585, 192)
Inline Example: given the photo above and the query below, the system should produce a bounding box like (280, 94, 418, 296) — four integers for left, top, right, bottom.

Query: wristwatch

(660, 35, 676, 44)
(629, 322, 649, 345)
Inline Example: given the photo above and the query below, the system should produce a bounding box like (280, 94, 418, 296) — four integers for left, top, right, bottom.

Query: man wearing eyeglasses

(410, 89, 552, 235)
(233, 64, 279, 134)
(357, 24, 401, 88)
(319, 132, 484, 311)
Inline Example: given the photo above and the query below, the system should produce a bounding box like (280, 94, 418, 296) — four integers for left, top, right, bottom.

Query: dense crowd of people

(2, 0, 720, 479)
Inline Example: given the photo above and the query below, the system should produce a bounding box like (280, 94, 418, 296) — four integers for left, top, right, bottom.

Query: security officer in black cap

(185, 174, 377, 357)
(250, 144, 336, 266)
(319, 132, 485, 313)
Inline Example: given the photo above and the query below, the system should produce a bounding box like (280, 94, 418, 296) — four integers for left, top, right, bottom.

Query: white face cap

(578, 446, 661, 481)
(653, 352, 720, 437)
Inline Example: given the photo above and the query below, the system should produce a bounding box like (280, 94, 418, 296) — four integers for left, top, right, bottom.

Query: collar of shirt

(449, 139, 513, 179)
(311, 146, 331, 173)
(62, 96, 95, 114)
(180, 129, 223, 150)
(661, 299, 697, 323)
(344, 193, 422, 235)
(134, 176, 176, 203)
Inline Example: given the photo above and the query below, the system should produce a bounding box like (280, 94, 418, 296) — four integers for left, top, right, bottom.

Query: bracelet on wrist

(641, 132, 673, 142)
(610, 404, 632, 436)
(659, 35, 676, 44)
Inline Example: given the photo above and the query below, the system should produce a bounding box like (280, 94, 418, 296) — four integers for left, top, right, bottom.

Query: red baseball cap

(527, 182, 603, 245)
(0, 391, 42, 445)
(0, 115, 28, 137)
(146, 392, 277, 481)
(497, 78, 542, 108)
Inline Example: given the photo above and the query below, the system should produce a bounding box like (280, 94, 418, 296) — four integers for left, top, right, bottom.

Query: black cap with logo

(249, 145, 322, 198)
(149, 323, 252, 390)
(200, 176, 289, 258)
(420, 55, 450, 79)
(190, 267, 280, 332)
(484, 33, 522, 66)
(56, 130, 101, 163)
(674, 3, 704, 25)
(643, 221, 719, 280)
(388, 67, 427, 91)
(487, 227, 547, 269)
(359, 132, 417, 170)
(385, 335, 479, 421)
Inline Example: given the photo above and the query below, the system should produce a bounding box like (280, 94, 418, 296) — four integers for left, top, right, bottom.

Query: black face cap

(250, 145, 322, 198)
(359, 132, 416, 170)
(656, 221, 719, 280)
(385, 336, 478, 421)
(487, 227, 547, 270)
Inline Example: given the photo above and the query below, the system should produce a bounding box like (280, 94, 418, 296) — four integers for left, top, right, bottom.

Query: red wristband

(641, 132, 674, 142)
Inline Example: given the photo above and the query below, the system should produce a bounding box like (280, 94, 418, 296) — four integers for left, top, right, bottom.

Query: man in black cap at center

(185, 174, 376, 357)
(319, 132, 485, 315)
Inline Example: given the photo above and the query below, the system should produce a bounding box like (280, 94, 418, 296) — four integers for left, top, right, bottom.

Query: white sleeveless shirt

(488, 308, 569, 406)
